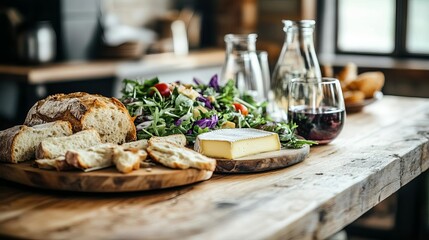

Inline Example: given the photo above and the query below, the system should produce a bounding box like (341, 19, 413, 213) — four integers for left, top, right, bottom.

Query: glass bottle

(270, 20, 321, 121)
(220, 34, 265, 101)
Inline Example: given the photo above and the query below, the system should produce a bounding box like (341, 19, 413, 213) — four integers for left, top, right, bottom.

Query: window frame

(334, 0, 429, 58)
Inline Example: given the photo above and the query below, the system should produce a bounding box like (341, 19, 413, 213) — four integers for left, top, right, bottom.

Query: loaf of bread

(36, 129, 102, 159)
(113, 148, 147, 173)
(147, 141, 216, 171)
(337, 62, 358, 90)
(343, 90, 365, 105)
(24, 92, 136, 144)
(65, 143, 116, 171)
(337, 62, 357, 82)
(0, 121, 72, 163)
(347, 71, 385, 98)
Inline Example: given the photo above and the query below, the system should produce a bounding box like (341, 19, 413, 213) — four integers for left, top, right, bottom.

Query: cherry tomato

(152, 83, 171, 97)
(232, 102, 249, 116)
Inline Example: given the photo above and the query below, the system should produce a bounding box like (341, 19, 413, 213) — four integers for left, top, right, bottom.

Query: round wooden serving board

(0, 162, 213, 192)
(215, 145, 310, 173)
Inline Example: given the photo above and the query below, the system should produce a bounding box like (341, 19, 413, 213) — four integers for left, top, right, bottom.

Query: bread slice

(35, 157, 75, 171)
(113, 148, 147, 173)
(148, 134, 187, 147)
(24, 92, 136, 144)
(36, 129, 102, 159)
(65, 143, 116, 171)
(0, 121, 72, 163)
(147, 141, 215, 171)
(121, 139, 149, 150)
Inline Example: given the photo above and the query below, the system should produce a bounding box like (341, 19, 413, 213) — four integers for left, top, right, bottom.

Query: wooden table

(0, 96, 428, 239)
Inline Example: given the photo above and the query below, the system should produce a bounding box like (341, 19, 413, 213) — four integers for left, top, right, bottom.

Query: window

(335, 0, 429, 57)
(406, 0, 429, 53)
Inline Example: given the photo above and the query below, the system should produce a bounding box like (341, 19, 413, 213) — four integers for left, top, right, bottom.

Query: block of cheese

(194, 128, 281, 159)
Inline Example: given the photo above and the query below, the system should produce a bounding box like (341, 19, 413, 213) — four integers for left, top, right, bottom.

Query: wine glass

(288, 77, 345, 144)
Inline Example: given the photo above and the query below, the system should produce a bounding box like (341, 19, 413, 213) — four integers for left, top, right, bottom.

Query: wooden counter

(0, 96, 428, 239)
(0, 61, 117, 84)
(0, 49, 225, 84)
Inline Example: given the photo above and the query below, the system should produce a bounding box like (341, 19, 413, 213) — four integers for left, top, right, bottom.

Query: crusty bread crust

(0, 125, 25, 163)
(112, 148, 147, 173)
(65, 151, 86, 169)
(343, 90, 365, 105)
(24, 92, 136, 144)
(347, 72, 385, 98)
(337, 62, 357, 83)
(0, 121, 72, 163)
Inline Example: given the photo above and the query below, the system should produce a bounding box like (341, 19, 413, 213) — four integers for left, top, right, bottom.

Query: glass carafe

(270, 20, 321, 121)
(220, 34, 265, 101)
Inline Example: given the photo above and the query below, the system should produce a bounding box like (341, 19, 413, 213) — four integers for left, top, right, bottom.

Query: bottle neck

(224, 34, 257, 54)
(285, 28, 299, 45)
(299, 29, 320, 78)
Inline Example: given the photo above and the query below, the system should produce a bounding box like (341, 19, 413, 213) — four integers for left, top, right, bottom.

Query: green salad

(120, 74, 315, 148)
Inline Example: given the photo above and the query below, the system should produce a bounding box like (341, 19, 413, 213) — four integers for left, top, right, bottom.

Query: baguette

(0, 121, 72, 163)
(24, 92, 136, 144)
(36, 129, 101, 159)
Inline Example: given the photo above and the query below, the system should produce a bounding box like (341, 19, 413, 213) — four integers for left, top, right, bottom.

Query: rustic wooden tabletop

(0, 95, 428, 240)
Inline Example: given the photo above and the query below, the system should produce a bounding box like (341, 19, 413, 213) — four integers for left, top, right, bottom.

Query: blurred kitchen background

(0, 1, 428, 238)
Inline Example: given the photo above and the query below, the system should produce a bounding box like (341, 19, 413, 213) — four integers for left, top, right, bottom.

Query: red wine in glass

(288, 106, 345, 144)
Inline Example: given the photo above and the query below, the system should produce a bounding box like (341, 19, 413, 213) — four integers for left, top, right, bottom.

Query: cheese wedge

(194, 128, 281, 159)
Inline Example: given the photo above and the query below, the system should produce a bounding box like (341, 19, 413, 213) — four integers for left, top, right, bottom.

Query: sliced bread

(121, 139, 149, 150)
(148, 134, 187, 147)
(147, 141, 216, 171)
(65, 143, 116, 171)
(0, 121, 72, 163)
(24, 92, 136, 144)
(113, 148, 147, 173)
(36, 129, 102, 159)
(35, 157, 75, 171)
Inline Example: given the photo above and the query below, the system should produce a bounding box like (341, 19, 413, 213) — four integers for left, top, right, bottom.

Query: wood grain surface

(0, 49, 224, 84)
(0, 96, 428, 240)
(0, 162, 213, 192)
(215, 145, 310, 173)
